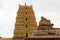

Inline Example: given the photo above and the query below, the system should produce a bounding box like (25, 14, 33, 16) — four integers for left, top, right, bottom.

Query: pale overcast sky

(0, 0, 60, 38)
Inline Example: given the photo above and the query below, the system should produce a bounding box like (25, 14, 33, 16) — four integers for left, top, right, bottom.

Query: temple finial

(25, 3, 26, 6)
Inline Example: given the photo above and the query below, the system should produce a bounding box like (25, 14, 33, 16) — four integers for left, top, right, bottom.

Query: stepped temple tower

(13, 4, 37, 38)
(38, 16, 54, 30)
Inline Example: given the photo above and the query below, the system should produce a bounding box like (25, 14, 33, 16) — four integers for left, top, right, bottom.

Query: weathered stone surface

(38, 16, 53, 30)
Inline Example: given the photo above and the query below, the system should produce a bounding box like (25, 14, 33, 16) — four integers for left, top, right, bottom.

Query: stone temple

(13, 4, 37, 39)
(0, 4, 60, 40)
(13, 4, 60, 40)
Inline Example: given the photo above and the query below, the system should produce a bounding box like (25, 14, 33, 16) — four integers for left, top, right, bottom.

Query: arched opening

(26, 25, 28, 28)
(26, 18, 27, 21)
(26, 12, 27, 14)
(26, 33, 28, 37)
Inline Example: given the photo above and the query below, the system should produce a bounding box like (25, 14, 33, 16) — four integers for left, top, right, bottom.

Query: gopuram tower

(13, 4, 37, 39)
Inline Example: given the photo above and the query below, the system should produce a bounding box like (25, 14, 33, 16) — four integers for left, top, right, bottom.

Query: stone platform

(25, 36, 60, 40)
(13, 36, 60, 40)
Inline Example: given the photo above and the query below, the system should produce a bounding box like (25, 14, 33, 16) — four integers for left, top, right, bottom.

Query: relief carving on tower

(13, 4, 37, 39)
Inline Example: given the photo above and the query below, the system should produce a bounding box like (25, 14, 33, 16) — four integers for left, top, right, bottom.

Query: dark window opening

(25, 7, 27, 9)
(26, 33, 28, 37)
(26, 25, 28, 28)
(26, 12, 27, 14)
(26, 18, 27, 21)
